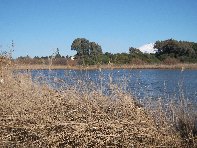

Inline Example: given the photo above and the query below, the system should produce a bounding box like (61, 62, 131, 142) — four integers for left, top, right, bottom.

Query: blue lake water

(28, 69, 197, 102)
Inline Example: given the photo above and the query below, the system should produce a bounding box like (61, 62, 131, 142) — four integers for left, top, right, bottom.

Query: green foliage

(155, 39, 197, 63)
(55, 48, 62, 58)
(192, 43, 197, 53)
(113, 53, 130, 64)
(16, 50, 67, 65)
(89, 42, 103, 64)
(17, 55, 31, 60)
(71, 38, 103, 65)
(100, 52, 112, 64)
(129, 47, 160, 64)
(129, 47, 142, 55)
(15, 38, 197, 66)
(71, 38, 90, 65)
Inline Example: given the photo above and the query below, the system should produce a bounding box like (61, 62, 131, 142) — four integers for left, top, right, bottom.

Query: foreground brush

(0, 67, 196, 147)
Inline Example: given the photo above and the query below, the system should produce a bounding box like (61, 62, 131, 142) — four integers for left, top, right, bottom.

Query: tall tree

(71, 38, 103, 65)
(129, 47, 142, 54)
(71, 38, 90, 65)
(89, 42, 103, 64)
(55, 48, 62, 58)
(154, 39, 196, 61)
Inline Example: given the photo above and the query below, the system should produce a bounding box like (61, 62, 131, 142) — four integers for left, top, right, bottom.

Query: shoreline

(13, 63, 197, 70)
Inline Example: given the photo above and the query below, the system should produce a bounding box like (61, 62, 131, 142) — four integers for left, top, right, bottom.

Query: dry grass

(14, 63, 197, 70)
(144, 97, 197, 147)
(0, 64, 196, 147)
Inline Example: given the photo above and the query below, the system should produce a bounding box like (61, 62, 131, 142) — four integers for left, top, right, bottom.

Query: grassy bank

(14, 63, 197, 70)
(0, 66, 197, 147)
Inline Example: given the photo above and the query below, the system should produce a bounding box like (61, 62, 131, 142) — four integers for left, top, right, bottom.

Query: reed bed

(0, 64, 196, 147)
(14, 63, 197, 70)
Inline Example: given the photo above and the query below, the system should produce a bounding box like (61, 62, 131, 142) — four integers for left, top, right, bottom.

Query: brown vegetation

(14, 63, 197, 70)
(0, 61, 196, 147)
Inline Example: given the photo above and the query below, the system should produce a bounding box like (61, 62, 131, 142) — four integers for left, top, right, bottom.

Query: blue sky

(0, 0, 197, 58)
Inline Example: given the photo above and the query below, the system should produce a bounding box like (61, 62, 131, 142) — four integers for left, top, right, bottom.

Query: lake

(29, 69, 197, 102)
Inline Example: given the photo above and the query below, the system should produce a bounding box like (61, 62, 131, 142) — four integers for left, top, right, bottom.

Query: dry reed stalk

(0, 66, 195, 147)
(14, 63, 197, 70)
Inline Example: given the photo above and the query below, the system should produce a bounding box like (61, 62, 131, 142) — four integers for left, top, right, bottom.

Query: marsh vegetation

(0, 55, 197, 147)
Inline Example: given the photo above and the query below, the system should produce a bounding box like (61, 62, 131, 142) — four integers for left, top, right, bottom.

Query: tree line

(15, 38, 197, 65)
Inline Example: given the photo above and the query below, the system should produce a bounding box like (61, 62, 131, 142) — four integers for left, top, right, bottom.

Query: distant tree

(128, 47, 160, 64)
(71, 38, 103, 65)
(34, 56, 40, 59)
(154, 39, 196, 62)
(100, 52, 113, 64)
(41, 56, 48, 59)
(114, 53, 130, 64)
(16, 55, 32, 64)
(17, 55, 31, 60)
(192, 43, 197, 53)
(71, 38, 90, 65)
(89, 42, 103, 64)
(129, 47, 142, 54)
(54, 48, 62, 58)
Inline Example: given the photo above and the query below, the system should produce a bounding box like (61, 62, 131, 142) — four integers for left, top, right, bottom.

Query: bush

(0, 67, 189, 147)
